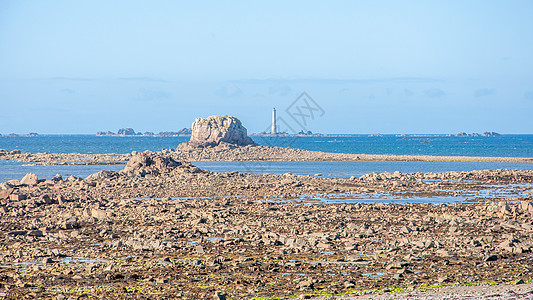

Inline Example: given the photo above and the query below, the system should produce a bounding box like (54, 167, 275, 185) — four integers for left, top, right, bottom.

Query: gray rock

(6, 179, 20, 186)
(195, 245, 205, 255)
(484, 254, 498, 261)
(214, 292, 226, 300)
(42, 257, 54, 264)
(0, 188, 14, 200)
(8, 230, 28, 236)
(28, 230, 44, 237)
(86, 170, 118, 181)
(121, 152, 205, 176)
(91, 208, 108, 220)
(21, 173, 38, 186)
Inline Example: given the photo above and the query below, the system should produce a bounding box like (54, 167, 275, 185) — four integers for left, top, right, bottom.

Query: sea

(1, 134, 533, 183)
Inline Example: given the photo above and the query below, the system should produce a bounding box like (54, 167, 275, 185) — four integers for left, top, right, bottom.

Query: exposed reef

(1, 155, 533, 298)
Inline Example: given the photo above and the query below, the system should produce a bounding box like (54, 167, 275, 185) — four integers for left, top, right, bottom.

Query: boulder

(120, 152, 205, 176)
(21, 173, 38, 186)
(121, 152, 180, 174)
(86, 170, 119, 181)
(0, 188, 13, 201)
(182, 115, 255, 148)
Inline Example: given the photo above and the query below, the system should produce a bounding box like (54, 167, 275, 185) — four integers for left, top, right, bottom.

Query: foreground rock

(119, 151, 204, 176)
(20, 173, 38, 186)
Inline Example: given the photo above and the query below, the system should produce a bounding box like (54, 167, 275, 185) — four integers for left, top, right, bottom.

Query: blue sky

(1, 1, 532, 134)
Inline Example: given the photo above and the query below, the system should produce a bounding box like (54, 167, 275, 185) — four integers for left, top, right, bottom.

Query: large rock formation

(179, 115, 255, 148)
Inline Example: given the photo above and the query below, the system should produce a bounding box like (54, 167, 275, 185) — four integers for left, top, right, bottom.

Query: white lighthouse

(271, 108, 276, 135)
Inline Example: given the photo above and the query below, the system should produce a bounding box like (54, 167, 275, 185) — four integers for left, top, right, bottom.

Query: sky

(1, 1, 532, 134)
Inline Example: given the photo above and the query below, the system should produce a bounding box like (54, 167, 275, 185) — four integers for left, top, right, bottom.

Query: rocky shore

(0, 149, 126, 165)
(2, 146, 533, 166)
(1, 152, 533, 299)
(171, 144, 533, 163)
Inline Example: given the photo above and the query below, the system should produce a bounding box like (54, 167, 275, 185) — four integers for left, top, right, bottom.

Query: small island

(453, 131, 503, 137)
(251, 130, 328, 137)
(395, 132, 503, 138)
(0, 132, 39, 137)
(96, 128, 191, 137)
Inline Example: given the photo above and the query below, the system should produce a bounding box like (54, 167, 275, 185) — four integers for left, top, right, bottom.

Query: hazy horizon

(1, 1, 533, 134)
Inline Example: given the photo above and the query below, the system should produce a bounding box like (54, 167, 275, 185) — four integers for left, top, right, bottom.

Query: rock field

(1, 151, 533, 299)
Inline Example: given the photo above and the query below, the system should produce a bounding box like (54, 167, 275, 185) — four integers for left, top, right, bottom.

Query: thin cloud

(118, 77, 170, 83)
(229, 77, 445, 85)
(136, 88, 172, 102)
(404, 89, 414, 96)
(268, 85, 292, 96)
(474, 88, 495, 98)
(424, 88, 446, 98)
(47, 77, 95, 81)
(216, 84, 242, 98)
(61, 88, 75, 94)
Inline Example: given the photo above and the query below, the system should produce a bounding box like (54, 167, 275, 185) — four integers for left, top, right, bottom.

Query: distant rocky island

(0, 132, 39, 137)
(252, 130, 328, 137)
(96, 128, 191, 137)
(396, 132, 503, 138)
(453, 131, 502, 137)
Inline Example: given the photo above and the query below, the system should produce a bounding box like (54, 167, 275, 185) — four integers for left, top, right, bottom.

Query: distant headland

(0, 130, 504, 138)
(251, 130, 328, 137)
(452, 131, 502, 137)
(96, 128, 191, 137)
(0, 133, 39, 137)
(396, 132, 503, 138)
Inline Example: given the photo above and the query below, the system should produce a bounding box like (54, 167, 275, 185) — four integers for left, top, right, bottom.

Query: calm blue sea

(0, 134, 532, 157)
(1, 135, 533, 183)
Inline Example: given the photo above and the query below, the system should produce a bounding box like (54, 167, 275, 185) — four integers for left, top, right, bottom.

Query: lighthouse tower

(271, 108, 276, 135)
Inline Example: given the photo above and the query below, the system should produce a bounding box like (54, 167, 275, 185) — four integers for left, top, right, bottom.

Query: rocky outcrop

(96, 128, 192, 137)
(85, 170, 119, 181)
(117, 128, 136, 136)
(119, 152, 205, 177)
(179, 115, 255, 149)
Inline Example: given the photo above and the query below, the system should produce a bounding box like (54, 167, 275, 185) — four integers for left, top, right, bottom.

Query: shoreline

(1, 146, 533, 164)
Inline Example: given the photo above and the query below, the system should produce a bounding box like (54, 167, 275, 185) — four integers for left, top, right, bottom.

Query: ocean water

(256, 135, 533, 157)
(0, 134, 532, 157)
(2, 160, 533, 184)
(194, 160, 533, 179)
(1, 135, 533, 183)
(0, 135, 191, 154)
(0, 160, 125, 183)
